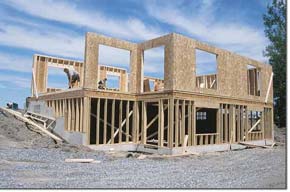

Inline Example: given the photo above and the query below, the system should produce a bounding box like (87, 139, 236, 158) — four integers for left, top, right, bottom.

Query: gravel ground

(0, 110, 286, 189)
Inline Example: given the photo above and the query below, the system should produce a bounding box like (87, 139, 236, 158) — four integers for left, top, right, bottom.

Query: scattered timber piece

(182, 135, 189, 154)
(0, 107, 63, 142)
(271, 143, 277, 147)
(64, 159, 100, 163)
(162, 151, 200, 158)
(137, 154, 147, 160)
(238, 142, 271, 149)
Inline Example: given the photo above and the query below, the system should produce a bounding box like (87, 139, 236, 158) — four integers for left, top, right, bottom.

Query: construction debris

(238, 142, 273, 149)
(0, 107, 63, 142)
(64, 158, 100, 163)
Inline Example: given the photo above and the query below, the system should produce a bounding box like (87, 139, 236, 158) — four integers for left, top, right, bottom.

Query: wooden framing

(28, 32, 274, 149)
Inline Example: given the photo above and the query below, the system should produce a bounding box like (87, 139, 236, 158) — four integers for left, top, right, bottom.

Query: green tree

(263, 0, 286, 127)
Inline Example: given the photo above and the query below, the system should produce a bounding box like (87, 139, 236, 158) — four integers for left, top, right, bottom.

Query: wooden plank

(64, 100, 68, 131)
(132, 101, 137, 143)
(136, 101, 140, 143)
(71, 99, 76, 132)
(65, 159, 98, 163)
(210, 134, 214, 144)
(241, 106, 245, 141)
(168, 98, 174, 148)
(84, 97, 91, 145)
(224, 104, 228, 143)
(245, 107, 249, 141)
(141, 101, 147, 144)
(80, 98, 83, 132)
(192, 104, 196, 145)
(68, 99, 71, 131)
(118, 100, 123, 143)
(125, 101, 130, 142)
(157, 100, 164, 147)
(96, 98, 100, 145)
(174, 99, 179, 147)
(158, 100, 161, 147)
(188, 102, 192, 146)
(75, 98, 80, 132)
(103, 99, 107, 144)
(111, 99, 115, 144)
(181, 100, 186, 145)
(261, 111, 264, 140)
(216, 107, 220, 144)
(205, 135, 208, 145)
(199, 135, 203, 145)
(231, 105, 236, 143)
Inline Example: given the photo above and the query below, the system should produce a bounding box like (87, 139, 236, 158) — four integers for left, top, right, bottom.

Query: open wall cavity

(98, 45, 130, 92)
(140, 99, 194, 148)
(47, 98, 85, 132)
(47, 67, 68, 92)
(219, 104, 248, 143)
(142, 46, 165, 92)
(195, 108, 219, 145)
(247, 110, 263, 140)
(247, 65, 261, 96)
(195, 49, 217, 89)
(90, 98, 134, 145)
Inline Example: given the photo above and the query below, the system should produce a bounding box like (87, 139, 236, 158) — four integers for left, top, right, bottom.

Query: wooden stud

(245, 107, 248, 141)
(68, 99, 71, 131)
(64, 99, 68, 131)
(126, 101, 130, 142)
(80, 98, 83, 132)
(118, 100, 123, 143)
(168, 98, 174, 148)
(192, 104, 196, 146)
(158, 99, 164, 147)
(71, 99, 76, 132)
(76, 98, 80, 132)
(181, 100, 186, 145)
(103, 99, 108, 144)
(187, 102, 192, 146)
(174, 99, 179, 147)
(216, 107, 220, 144)
(84, 97, 91, 145)
(132, 101, 138, 143)
(261, 111, 264, 139)
(141, 101, 147, 144)
(111, 99, 115, 144)
(96, 98, 100, 145)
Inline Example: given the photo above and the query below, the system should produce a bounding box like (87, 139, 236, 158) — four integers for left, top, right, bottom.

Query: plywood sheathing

(138, 33, 174, 91)
(84, 32, 138, 92)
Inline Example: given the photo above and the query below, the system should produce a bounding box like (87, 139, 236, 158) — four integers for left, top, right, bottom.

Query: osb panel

(138, 33, 174, 92)
(172, 34, 195, 91)
(170, 33, 273, 104)
(84, 32, 137, 92)
(35, 57, 48, 93)
(138, 33, 173, 50)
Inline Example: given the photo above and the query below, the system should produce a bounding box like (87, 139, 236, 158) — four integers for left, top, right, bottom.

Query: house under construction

(27, 32, 274, 154)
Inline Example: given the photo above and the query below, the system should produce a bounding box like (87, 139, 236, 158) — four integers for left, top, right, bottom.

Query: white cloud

(145, 1, 268, 62)
(0, 74, 31, 88)
(3, 0, 163, 41)
(0, 24, 84, 59)
(0, 52, 32, 72)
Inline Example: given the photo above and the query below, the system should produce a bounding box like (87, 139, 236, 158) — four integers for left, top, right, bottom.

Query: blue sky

(0, 0, 271, 107)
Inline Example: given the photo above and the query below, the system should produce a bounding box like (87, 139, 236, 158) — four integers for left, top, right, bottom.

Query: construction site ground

(0, 110, 286, 189)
